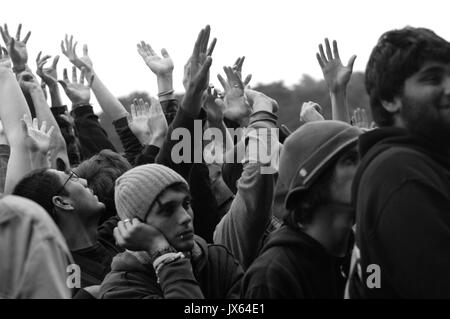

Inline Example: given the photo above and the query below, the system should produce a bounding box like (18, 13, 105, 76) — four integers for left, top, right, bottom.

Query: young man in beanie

(348, 27, 450, 298)
(242, 121, 362, 298)
(99, 163, 243, 298)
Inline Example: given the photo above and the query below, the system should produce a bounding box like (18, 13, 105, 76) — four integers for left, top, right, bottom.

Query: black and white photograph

(1, 0, 450, 307)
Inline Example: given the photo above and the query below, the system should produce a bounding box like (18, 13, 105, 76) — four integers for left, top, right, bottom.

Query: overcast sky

(2, 0, 450, 112)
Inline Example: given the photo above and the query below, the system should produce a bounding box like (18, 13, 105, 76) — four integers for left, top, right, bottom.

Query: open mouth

(178, 230, 194, 239)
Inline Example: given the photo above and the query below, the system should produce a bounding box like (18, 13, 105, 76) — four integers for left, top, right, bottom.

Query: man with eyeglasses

(12, 168, 122, 297)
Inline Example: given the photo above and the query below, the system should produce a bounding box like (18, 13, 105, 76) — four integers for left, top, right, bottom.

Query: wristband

(153, 252, 185, 283)
(157, 89, 174, 98)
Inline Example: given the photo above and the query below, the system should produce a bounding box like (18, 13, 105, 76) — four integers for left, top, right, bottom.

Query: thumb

(161, 48, 170, 58)
(20, 118, 29, 136)
(215, 98, 226, 112)
(347, 55, 357, 71)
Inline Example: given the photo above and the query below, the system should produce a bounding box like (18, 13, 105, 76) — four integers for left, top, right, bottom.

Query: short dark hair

(284, 160, 336, 227)
(365, 26, 450, 126)
(74, 150, 132, 224)
(12, 168, 67, 220)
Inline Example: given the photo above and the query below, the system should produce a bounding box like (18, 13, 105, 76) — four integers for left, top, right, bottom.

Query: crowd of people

(0, 22, 449, 299)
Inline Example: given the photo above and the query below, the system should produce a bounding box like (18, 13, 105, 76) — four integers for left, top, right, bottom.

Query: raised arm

(0, 47, 32, 193)
(0, 23, 31, 74)
(61, 35, 128, 121)
(316, 38, 356, 122)
(18, 70, 69, 171)
(213, 83, 280, 270)
(36, 52, 63, 107)
(137, 41, 175, 102)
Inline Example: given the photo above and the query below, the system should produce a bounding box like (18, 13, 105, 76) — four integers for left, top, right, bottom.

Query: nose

(443, 75, 450, 96)
(177, 206, 193, 226)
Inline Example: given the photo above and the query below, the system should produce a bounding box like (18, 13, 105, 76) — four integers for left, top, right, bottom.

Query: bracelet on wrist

(153, 252, 185, 283)
(149, 246, 177, 261)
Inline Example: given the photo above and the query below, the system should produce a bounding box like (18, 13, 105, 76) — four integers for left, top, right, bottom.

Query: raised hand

(300, 101, 324, 122)
(218, 66, 252, 125)
(58, 66, 92, 106)
(137, 41, 174, 77)
(203, 85, 225, 124)
(128, 98, 151, 144)
(114, 218, 171, 255)
(61, 35, 93, 75)
(36, 52, 60, 88)
(183, 25, 216, 93)
(0, 45, 11, 69)
(0, 24, 31, 72)
(147, 97, 168, 147)
(351, 107, 370, 129)
(21, 113, 55, 154)
(232, 56, 252, 87)
(316, 38, 356, 92)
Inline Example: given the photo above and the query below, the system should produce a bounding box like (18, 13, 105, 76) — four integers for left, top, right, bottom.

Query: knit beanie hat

(115, 164, 189, 221)
(273, 120, 362, 220)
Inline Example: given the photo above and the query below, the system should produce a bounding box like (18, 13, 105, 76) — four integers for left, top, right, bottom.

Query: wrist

(148, 135, 165, 148)
(71, 100, 90, 108)
(330, 85, 348, 94)
(12, 64, 28, 74)
(147, 244, 175, 261)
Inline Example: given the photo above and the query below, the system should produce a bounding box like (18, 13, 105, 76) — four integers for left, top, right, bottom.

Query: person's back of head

(0, 195, 72, 298)
(12, 168, 65, 221)
(365, 26, 450, 127)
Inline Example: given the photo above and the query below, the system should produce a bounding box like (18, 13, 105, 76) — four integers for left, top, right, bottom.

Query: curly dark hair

(365, 26, 450, 126)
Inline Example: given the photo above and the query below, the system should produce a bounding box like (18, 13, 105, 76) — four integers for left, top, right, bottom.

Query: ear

(52, 195, 75, 211)
(381, 97, 402, 114)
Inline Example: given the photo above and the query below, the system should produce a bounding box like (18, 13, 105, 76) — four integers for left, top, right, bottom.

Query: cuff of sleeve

(50, 105, 68, 117)
(112, 116, 129, 129)
(160, 99, 179, 114)
(71, 104, 94, 117)
(249, 111, 278, 126)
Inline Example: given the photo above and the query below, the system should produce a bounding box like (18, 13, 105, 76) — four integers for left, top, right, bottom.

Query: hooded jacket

(0, 195, 73, 299)
(350, 127, 450, 298)
(99, 236, 243, 299)
(242, 225, 347, 299)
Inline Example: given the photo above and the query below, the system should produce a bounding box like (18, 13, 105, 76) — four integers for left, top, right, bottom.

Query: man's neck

(58, 216, 99, 251)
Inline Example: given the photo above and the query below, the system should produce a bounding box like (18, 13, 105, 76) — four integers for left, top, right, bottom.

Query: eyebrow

(158, 194, 191, 210)
(419, 66, 445, 76)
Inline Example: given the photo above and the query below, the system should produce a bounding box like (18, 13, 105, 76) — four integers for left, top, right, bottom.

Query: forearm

(0, 68, 32, 193)
(330, 88, 349, 123)
(48, 84, 63, 107)
(29, 151, 50, 170)
(112, 116, 143, 164)
(213, 112, 278, 269)
(73, 104, 117, 158)
(157, 74, 175, 102)
(157, 258, 204, 298)
(90, 72, 128, 121)
(29, 87, 69, 169)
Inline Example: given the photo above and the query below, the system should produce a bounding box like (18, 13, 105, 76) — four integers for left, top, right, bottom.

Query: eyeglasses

(55, 171, 79, 195)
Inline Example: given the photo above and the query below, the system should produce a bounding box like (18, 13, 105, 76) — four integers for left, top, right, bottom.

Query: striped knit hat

(115, 164, 189, 221)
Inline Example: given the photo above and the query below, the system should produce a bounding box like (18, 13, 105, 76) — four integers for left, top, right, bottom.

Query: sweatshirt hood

(260, 225, 328, 258)
(352, 127, 450, 206)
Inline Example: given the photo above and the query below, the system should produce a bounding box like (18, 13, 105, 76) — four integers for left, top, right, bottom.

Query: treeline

(99, 72, 370, 152)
